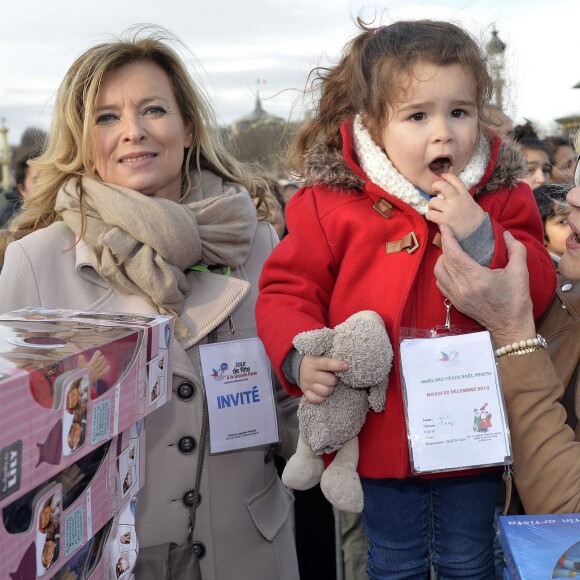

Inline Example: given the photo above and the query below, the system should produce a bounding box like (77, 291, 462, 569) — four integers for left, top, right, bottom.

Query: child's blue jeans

(361, 472, 501, 580)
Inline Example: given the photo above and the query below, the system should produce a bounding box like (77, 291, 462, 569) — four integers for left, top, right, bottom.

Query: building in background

(556, 81, 580, 140)
(227, 94, 299, 179)
(486, 27, 507, 111)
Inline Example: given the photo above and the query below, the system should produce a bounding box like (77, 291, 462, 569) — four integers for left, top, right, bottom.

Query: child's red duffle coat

(257, 120, 556, 479)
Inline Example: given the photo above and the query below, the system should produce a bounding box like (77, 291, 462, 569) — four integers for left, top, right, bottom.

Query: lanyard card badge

(399, 300, 512, 474)
(198, 324, 279, 454)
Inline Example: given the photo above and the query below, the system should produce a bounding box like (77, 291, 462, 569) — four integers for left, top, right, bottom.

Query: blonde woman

(0, 27, 299, 580)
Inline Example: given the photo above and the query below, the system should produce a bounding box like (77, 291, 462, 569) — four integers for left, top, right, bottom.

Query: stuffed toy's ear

(332, 311, 393, 389)
(293, 327, 335, 357)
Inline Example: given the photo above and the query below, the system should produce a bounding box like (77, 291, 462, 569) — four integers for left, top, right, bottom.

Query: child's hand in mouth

(426, 172, 485, 240)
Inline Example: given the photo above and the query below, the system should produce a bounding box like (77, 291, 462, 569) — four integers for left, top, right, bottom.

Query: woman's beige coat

(0, 219, 300, 580)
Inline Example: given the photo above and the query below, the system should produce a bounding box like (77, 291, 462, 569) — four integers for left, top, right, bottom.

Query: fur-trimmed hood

(302, 123, 526, 199)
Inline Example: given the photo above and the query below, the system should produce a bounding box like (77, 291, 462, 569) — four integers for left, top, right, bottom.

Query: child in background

(512, 121, 551, 191)
(533, 183, 572, 268)
(257, 19, 555, 579)
(543, 136, 576, 185)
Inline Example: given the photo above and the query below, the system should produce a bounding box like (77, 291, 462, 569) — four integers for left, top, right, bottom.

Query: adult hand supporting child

(426, 172, 486, 239)
(434, 224, 536, 345)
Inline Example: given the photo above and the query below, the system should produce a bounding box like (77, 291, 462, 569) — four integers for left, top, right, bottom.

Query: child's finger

(302, 390, 328, 405)
(299, 355, 348, 382)
(311, 381, 336, 397)
(427, 196, 445, 213)
(437, 173, 469, 196)
(315, 356, 349, 373)
(430, 179, 456, 199)
(312, 369, 339, 388)
(425, 208, 445, 225)
(302, 381, 336, 404)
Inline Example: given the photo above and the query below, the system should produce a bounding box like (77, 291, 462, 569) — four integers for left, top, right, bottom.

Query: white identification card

(400, 331, 511, 473)
(199, 337, 279, 453)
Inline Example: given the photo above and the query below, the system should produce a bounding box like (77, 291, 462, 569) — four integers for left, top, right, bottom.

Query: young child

(512, 121, 551, 191)
(256, 19, 556, 579)
(533, 183, 572, 268)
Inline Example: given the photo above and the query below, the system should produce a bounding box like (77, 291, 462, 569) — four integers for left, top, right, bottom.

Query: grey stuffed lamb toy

(282, 310, 393, 513)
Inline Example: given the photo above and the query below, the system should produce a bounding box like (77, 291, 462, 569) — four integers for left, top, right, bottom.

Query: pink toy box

(1, 421, 144, 579)
(0, 307, 172, 509)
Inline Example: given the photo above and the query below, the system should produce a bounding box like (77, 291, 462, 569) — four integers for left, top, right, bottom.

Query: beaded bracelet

(495, 334, 547, 357)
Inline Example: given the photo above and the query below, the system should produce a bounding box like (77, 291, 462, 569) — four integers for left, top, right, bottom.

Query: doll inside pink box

(4, 480, 138, 579)
(3, 442, 109, 534)
(2, 419, 141, 579)
(0, 318, 142, 466)
(0, 320, 142, 410)
(7, 516, 129, 579)
(0, 309, 170, 515)
(2, 442, 109, 577)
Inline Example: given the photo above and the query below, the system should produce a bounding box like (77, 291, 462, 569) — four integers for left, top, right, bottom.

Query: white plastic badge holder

(199, 337, 279, 454)
(400, 330, 512, 474)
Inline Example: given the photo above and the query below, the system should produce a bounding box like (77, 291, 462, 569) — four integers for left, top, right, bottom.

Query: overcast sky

(1, 0, 578, 145)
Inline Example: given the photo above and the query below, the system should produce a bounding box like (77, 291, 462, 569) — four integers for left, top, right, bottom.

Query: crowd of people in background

(0, 18, 578, 580)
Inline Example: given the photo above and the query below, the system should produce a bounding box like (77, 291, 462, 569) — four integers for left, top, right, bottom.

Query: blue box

(499, 514, 580, 579)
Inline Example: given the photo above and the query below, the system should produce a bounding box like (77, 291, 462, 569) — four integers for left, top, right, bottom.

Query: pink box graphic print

(0, 308, 172, 508)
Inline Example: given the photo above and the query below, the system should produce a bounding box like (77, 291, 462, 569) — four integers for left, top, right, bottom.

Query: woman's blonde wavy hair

(9, 25, 270, 240)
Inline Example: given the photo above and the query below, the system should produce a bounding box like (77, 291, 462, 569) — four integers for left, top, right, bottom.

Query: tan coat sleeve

(500, 350, 580, 513)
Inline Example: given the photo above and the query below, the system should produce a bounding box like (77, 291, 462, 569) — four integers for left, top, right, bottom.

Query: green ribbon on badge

(189, 263, 231, 276)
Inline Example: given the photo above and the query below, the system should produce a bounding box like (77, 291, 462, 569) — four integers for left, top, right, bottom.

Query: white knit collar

(352, 114, 490, 215)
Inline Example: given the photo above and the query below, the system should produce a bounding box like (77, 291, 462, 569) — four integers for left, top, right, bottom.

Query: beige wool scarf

(55, 172, 258, 339)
